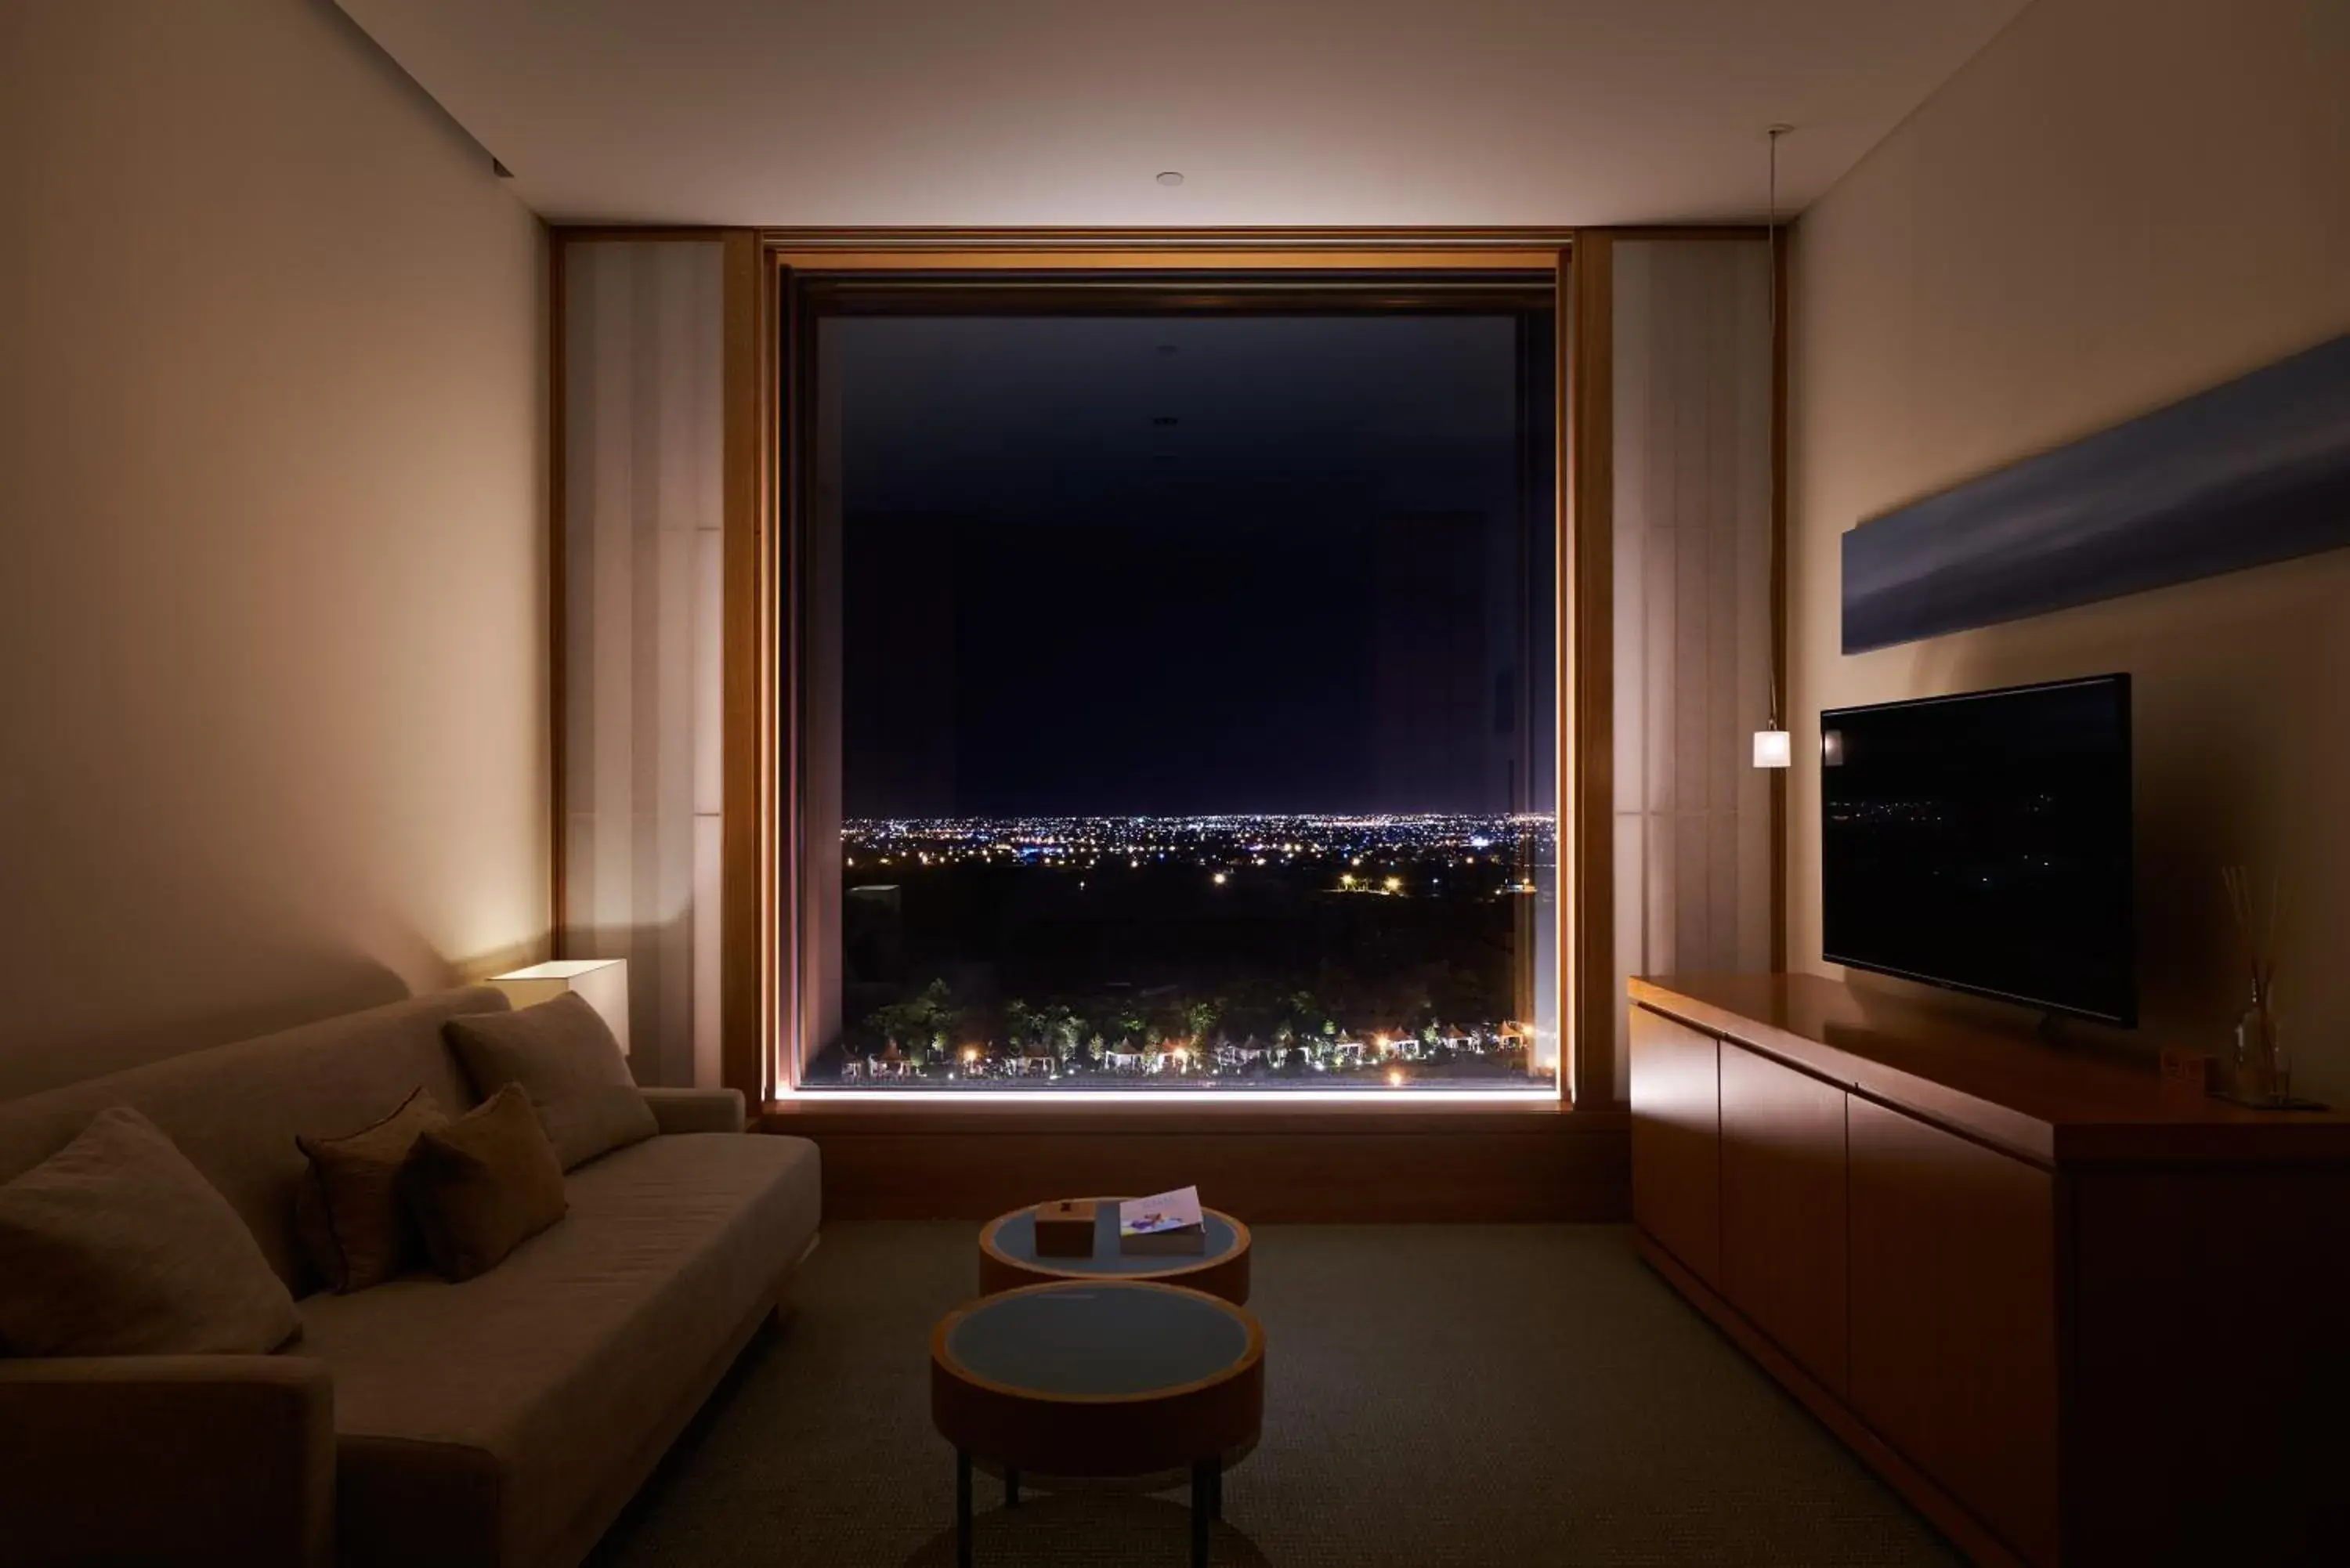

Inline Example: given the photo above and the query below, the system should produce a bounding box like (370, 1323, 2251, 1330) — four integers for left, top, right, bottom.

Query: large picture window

(791, 279, 1557, 1091)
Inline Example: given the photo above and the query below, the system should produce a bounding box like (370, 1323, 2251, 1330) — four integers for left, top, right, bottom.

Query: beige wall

(0, 1, 549, 1096)
(1788, 0, 2350, 1097)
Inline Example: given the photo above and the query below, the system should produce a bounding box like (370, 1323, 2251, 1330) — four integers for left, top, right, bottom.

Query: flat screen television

(1820, 674, 2135, 1025)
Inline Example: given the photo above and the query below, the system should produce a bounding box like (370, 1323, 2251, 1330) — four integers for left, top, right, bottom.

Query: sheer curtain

(559, 240, 725, 1088)
(1611, 238, 1777, 1081)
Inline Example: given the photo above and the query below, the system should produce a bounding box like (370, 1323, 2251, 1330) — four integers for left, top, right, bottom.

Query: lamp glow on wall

(1753, 121, 1793, 771)
(488, 959, 631, 1057)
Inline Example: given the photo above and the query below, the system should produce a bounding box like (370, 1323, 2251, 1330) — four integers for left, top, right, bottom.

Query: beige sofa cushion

(307, 1132, 822, 1568)
(403, 1085, 569, 1283)
(0, 988, 504, 1295)
(0, 1106, 301, 1357)
(445, 994, 656, 1171)
(296, 1087, 452, 1293)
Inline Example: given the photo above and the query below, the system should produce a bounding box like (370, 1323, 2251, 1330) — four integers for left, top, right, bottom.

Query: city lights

(842, 813, 1553, 875)
(829, 812, 1559, 1093)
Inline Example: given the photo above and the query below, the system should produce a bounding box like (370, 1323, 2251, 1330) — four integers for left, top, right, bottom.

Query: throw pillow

(443, 992, 655, 1170)
(295, 1087, 450, 1293)
(0, 1105, 301, 1357)
(402, 1083, 568, 1281)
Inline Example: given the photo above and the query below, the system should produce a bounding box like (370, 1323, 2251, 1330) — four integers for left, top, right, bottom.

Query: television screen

(1820, 675, 2135, 1025)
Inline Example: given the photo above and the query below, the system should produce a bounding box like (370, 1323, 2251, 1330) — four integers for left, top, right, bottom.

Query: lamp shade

(1752, 728, 1792, 769)
(487, 959, 630, 1057)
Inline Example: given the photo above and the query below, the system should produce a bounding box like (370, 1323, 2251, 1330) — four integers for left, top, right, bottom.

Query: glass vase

(2235, 1003, 2286, 1104)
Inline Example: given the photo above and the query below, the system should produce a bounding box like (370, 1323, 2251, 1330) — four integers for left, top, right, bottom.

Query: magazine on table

(1118, 1187, 1207, 1254)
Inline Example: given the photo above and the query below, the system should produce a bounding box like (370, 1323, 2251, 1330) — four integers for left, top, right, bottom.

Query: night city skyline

(829, 811, 1556, 1091)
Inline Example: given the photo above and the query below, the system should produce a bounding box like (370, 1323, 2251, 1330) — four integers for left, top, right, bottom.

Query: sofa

(0, 986, 821, 1568)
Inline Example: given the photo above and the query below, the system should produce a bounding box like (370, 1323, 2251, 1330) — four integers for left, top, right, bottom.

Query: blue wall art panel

(1842, 333, 2350, 654)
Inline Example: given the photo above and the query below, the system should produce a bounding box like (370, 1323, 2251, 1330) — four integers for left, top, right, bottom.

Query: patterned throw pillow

(400, 1084, 569, 1281)
(295, 1087, 450, 1293)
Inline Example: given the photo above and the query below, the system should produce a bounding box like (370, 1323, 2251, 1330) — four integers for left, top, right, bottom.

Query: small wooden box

(1033, 1199, 1097, 1257)
(2160, 1047, 2221, 1099)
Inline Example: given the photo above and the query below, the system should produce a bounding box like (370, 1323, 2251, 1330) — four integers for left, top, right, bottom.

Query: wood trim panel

(794, 277, 1556, 317)
(1550, 246, 1574, 1103)
(772, 258, 804, 1089)
(1566, 232, 1615, 1107)
(760, 257, 786, 1091)
(772, 248, 1564, 273)
(1636, 1233, 2026, 1568)
(720, 229, 768, 1104)
(1717, 1039, 1849, 1397)
(760, 1099, 1629, 1222)
(1630, 974, 2350, 1167)
(762, 225, 1576, 252)
(745, 231, 1589, 1111)
(1627, 1006, 1720, 1286)
(1847, 1097, 2059, 1567)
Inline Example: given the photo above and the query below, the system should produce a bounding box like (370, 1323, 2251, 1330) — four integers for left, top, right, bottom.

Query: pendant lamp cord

(1766, 124, 1789, 732)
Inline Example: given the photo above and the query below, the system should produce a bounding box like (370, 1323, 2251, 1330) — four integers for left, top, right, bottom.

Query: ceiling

(337, 0, 2027, 228)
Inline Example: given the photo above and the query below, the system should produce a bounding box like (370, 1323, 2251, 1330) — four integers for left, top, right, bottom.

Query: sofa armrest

(0, 1353, 334, 1568)
(642, 1086, 747, 1135)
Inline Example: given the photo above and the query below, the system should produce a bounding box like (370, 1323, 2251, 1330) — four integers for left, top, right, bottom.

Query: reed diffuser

(2222, 865, 2287, 1103)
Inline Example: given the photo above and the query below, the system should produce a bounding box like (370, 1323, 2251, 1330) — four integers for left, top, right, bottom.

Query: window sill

(757, 1091, 1627, 1219)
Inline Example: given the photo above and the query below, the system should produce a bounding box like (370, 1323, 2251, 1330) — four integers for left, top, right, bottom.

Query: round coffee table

(931, 1281, 1265, 1568)
(978, 1197, 1252, 1303)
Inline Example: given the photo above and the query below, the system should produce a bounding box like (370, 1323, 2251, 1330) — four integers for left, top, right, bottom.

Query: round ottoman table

(978, 1197, 1252, 1303)
(930, 1280, 1265, 1567)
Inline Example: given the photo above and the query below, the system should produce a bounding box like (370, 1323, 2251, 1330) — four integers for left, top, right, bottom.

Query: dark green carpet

(591, 1224, 1959, 1566)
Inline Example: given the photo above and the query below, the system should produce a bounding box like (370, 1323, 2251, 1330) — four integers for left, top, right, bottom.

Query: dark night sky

(831, 315, 1549, 818)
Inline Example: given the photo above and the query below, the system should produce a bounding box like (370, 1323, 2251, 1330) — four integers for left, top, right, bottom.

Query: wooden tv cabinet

(1629, 973, 2350, 1568)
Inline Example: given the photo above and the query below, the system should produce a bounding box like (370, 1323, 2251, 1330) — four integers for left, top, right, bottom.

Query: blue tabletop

(992, 1202, 1242, 1276)
(943, 1284, 1253, 1397)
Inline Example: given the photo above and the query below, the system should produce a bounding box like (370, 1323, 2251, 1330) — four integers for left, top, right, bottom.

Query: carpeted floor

(590, 1223, 1960, 1566)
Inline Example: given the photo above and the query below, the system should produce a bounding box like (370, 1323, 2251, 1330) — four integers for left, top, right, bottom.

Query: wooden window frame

(739, 230, 1591, 1108)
